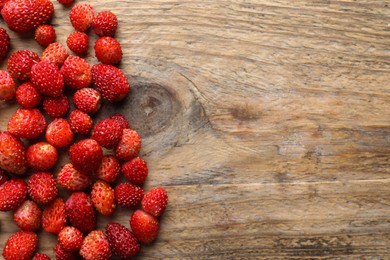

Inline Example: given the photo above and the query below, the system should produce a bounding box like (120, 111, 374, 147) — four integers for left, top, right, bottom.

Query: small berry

(70, 3, 94, 32)
(67, 31, 89, 54)
(57, 0, 73, 5)
(0, 27, 10, 61)
(130, 210, 159, 244)
(91, 118, 122, 149)
(73, 88, 102, 114)
(43, 93, 70, 118)
(92, 11, 118, 37)
(42, 197, 67, 234)
(2, 230, 38, 260)
(31, 60, 64, 97)
(35, 24, 56, 47)
(33, 253, 51, 260)
(110, 113, 130, 129)
(91, 180, 115, 216)
(94, 36, 122, 64)
(41, 42, 68, 68)
(105, 222, 140, 259)
(54, 244, 76, 260)
(115, 183, 144, 208)
(142, 187, 168, 217)
(7, 50, 40, 81)
(28, 172, 58, 204)
(115, 129, 141, 161)
(96, 155, 120, 183)
(69, 139, 103, 173)
(0, 132, 27, 175)
(61, 55, 92, 89)
(122, 157, 148, 185)
(65, 192, 96, 234)
(26, 142, 58, 171)
(0, 179, 27, 211)
(80, 230, 111, 260)
(57, 163, 93, 191)
(15, 82, 42, 108)
(58, 226, 83, 252)
(0, 70, 15, 101)
(13, 200, 42, 231)
(69, 109, 93, 135)
(46, 118, 74, 148)
(7, 108, 47, 139)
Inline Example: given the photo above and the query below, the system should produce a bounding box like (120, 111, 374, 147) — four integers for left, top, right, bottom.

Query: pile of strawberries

(0, 0, 168, 259)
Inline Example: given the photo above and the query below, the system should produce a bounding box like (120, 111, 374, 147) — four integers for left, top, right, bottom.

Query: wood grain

(0, 0, 389, 259)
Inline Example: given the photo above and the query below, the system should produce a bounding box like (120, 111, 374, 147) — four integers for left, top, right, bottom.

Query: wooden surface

(0, 0, 390, 259)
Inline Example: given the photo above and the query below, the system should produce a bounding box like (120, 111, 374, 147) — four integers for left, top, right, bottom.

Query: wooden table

(0, 0, 389, 258)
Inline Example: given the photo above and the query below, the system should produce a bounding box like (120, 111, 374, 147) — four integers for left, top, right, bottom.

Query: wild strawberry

(115, 129, 141, 161)
(26, 142, 58, 171)
(0, 179, 27, 211)
(70, 3, 94, 32)
(73, 87, 102, 114)
(0, 132, 27, 175)
(35, 24, 56, 47)
(130, 210, 159, 244)
(57, 0, 73, 4)
(91, 180, 115, 216)
(15, 82, 42, 108)
(2, 230, 38, 260)
(33, 252, 50, 260)
(110, 113, 130, 129)
(41, 42, 68, 67)
(54, 244, 76, 260)
(69, 109, 93, 135)
(0, 70, 15, 101)
(91, 64, 130, 102)
(0, 169, 8, 185)
(46, 118, 74, 148)
(69, 138, 103, 173)
(142, 187, 168, 217)
(80, 230, 111, 260)
(0, 0, 9, 12)
(13, 200, 42, 231)
(7, 50, 40, 81)
(105, 222, 140, 259)
(65, 192, 96, 234)
(61, 55, 92, 89)
(67, 31, 89, 55)
(92, 118, 122, 149)
(1, 0, 54, 33)
(31, 60, 64, 97)
(94, 36, 122, 64)
(92, 11, 117, 37)
(57, 163, 93, 191)
(28, 172, 58, 204)
(42, 197, 67, 234)
(7, 108, 47, 139)
(43, 93, 70, 118)
(96, 155, 120, 183)
(58, 226, 83, 252)
(115, 183, 144, 208)
(122, 157, 148, 185)
(0, 27, 10, 60)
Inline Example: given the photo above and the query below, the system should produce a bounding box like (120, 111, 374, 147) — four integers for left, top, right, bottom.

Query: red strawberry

(46, 118, 74, 148)
(110, 113, 130, 129)
(91, 180, 115, 216)
(0, 169, 8, 185)
(26, 142, 58, 171)
(0, 132, 27, 175)
(42, 197, 67, 234)
(69, 138, 103, 173)
(92, 118, 122, 149)
(80, 230, 111, 260)
(16, 82, 42, 108)
(67, 31, 89, 55)
(73, 88, 102, 114)
(130, 210, 159, 244)
(0, 0, 9, 11)
(94, 36, 122, 64)
(58, 226, 83, 252)
(43, 93, 70, 118)
(31, 60, 64, 97)
(2, 230, 38, 260)
(115, 183, 144, 208)
(96, 155, 120, 183)
(7, 108, 47, 139)
(41, 42, 68, 67)
(61, 55, 92, 89)
(0, 179, 27, 211)
(54, 244, 76, 260)
(92, 11, 118, 37)
(0, 70, 15, 101)
(33, 252, 51, 260)
(7, 50, 40, 81)
(122, 157, 148, 185)
(65, 192, 96, 234)
(115, 129, 141, 161)
(91, 64, 130, 102)
(28, 172, 58, 204)
(1, 0, 54, 33)
(57, 163, 93, 191)
(142, 187, 168, 217)
(69, 109, 93, 135)
(0, 27, 10, 60)
(70, 3, 94, 32)
(35, 24, 56, 47)
(57, 0, 73, 4)
(13, 200, 42, 231)
(105, 222, 140, 259)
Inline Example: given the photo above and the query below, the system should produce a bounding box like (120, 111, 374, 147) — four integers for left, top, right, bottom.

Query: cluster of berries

(0, 0, 168, 259)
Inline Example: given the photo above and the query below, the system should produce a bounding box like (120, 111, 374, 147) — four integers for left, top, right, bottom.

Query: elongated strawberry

(57, 163, 93, 191)
(13, 200, 42, 231)
(58, 226, 83, 252)
(61, 55, 92, 89)
(80, 230, 111, 260)
(46, 118, 74, 148)
(1, 0, 54, 33)
(7, 50, 40, 81)
(42, 197, 67, 234)
(92, 11, 117, 37)
(105, 222, 140, 259)
(130, 209, 159, 244)
(115, 183, 144, 208)
(0, 179, 27, 211)
(31, 60, 64, 97)
(65, 192, 96, 233)
(92, 118, 122, 149)
(2, 230, 38, 260)
(54, 244, 76, 260)
(122, 157, 148, 185)
(69, 138, 103, 173)
(16, 82, 42, 108)
(41, 42, 68, 67)
(73, 87, 102, 114)
(28, 172, 58, 204)
(33, 252, 51, 260)
(0, 27, 10, 61)
(0, 70, 15, 101)
(7, 108, 47, 139)
(0, 132, 27, 175)
(142, 187, 168, 217)
(94, 36, 122, 64)
(70, 3, 94, 32)
(67, 31, 89, 55)
(69, 109, 93, 135)
(43, 93, 70, 118)
(115, 129, 141, 161)
(26, 142, 58, 171)
(91, 180, 115, 216)
(91, 64, 130, 102)
(96, 155, 120, 183)
(35, 24, 56, 47)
